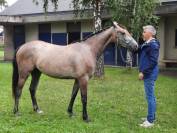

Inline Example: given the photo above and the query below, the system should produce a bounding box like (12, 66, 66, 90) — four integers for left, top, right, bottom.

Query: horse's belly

(38, 64, 76, 78)
(35, 49, 95, 79)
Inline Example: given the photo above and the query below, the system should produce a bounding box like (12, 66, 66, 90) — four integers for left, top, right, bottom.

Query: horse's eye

(122, 32, 125, 35)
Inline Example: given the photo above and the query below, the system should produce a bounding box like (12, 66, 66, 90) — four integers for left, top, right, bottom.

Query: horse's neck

(85, 27, 114, 57)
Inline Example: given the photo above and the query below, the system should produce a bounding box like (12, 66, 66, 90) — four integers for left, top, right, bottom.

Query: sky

(0, 0, 17, 12)
(0, 0, 18, 31)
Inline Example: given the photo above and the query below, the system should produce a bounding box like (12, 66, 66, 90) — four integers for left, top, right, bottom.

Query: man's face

(142, 29, 153, 41)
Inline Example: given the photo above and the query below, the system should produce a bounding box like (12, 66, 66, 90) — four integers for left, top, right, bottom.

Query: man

(138, 25, 160, 128)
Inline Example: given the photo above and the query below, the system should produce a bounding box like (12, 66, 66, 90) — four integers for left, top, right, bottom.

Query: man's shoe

(139, 120, 154, 128)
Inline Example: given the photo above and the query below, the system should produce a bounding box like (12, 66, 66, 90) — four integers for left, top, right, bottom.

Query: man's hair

(143, 25, 156, 36)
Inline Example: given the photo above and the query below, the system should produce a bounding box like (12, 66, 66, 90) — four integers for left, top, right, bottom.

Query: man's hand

(138, 72, 144, 80)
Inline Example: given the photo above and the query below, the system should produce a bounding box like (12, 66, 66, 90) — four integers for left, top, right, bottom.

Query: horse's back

(16, 40, 95, 78)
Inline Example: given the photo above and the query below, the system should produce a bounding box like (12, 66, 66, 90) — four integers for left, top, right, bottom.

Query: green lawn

(0, 50, 4, 59)
(0, 63, 176, 133)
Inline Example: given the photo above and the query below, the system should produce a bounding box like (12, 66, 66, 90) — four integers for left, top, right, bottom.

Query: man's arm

(141, 43, 159, 74)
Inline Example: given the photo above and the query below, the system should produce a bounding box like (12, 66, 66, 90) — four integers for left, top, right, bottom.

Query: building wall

(3, 20, 132, 66)
(25, 24, 38, 42)
(81, 20, 93, 39)
(164, 16, 177, 60)
(4, 25, 14, 60)
(157, 17, 166, 67)
(52, 22, 66, 33)
(51, 22, 67, 45)
(4, 21, 94, 60)
(51, 21, 93, 44)
(81, 21, 93, 33)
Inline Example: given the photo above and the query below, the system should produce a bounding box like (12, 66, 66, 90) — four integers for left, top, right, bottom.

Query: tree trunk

(93, 0, 104, 78)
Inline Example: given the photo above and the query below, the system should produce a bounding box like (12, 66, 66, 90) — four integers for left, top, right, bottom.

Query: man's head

(142, 25, 156, 41)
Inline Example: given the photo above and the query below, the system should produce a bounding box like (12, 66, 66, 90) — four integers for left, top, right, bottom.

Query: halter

(115, 29, 134, 65)
(117, 45, 133, 66)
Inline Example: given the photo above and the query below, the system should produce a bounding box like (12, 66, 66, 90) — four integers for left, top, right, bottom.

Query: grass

(0, 45, 4, 51)
(0, 45, 4, 59)
(0, 50, 4, 58)
(0, 63, 177, 133)
(0, 51, 4, 56)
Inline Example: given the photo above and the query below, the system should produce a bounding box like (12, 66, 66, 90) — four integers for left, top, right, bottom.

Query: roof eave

(155, 4, 177, 16)
(0, 9, 111, 24)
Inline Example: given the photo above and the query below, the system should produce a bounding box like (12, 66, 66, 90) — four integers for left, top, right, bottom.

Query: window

(39, 23, 51, 33)
(67, 22, 81, 44)
(38, 23, 51, 43)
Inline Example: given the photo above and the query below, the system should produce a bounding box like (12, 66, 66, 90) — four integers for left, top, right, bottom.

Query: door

(52, 33, 67, 45)
(14, 25, 25, 50)
(68, 32, 80, 44)
(38, 23, 51, 43)
(67, 22, 81, 44)
(104, 43, 116, 65)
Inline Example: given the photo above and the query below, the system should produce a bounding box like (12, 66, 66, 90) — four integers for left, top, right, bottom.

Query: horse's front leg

(78, 76, 90, 122)
(67, 79, 79, 117)
(29, 69, 43, 114)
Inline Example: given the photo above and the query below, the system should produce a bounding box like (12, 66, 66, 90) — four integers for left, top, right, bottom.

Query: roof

(0, 0, 74, 16)
(160, 0, 177, 2)
(155, 1, 177, 15)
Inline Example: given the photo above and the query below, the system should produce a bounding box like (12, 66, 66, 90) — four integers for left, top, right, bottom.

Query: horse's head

(112, 22, 138, 51)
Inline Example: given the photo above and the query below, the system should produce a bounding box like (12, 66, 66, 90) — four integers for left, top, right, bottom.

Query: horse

(12, 22, 138, 122)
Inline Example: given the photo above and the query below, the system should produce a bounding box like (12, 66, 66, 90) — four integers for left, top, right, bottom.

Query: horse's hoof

(83, 117, 91, 123)
(68, 113, 73, 117)
(36, 109, 44, 114)
(14, 112, 21, 117)
(67, 111, 74, 117)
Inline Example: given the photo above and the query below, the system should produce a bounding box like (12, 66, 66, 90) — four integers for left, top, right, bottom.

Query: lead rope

(116, 38, 133, 66)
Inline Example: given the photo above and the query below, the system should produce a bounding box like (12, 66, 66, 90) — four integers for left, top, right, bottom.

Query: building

(0, 0, 137, 66)
(156, 0, 177, 67)
(0, 26, 3, 45)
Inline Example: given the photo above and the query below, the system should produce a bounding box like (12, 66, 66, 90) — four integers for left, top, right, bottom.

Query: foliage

(37, 0, 159, 39)
(71, 0, 159, 38)
(0, 63, 177, 132)
(106, 0, 159, 39)
(0, 0, 7, 9)
(0, 0, 6, 5)
(33, 0, 59, 12)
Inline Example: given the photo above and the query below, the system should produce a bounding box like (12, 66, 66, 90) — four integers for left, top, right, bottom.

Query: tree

(34, 0, 159, 77)
(72, 0, 105, 78)
(0, 0, 7, 10)
(107, 0, 159, 39)
(36, 0, 159, 39)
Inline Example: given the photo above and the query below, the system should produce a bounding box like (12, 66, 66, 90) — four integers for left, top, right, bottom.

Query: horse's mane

(82, 23, 127, 41)
(71, 23, 127, 43)
(68, 26, 112, 44)
(82, 26, 112, 41)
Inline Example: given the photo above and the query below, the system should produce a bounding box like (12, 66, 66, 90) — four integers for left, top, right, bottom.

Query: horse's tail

(12, 50, 19, 98)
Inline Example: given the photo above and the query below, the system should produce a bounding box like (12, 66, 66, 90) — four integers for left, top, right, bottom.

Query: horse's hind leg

(67, 79, 79, 117)
(13, 73, 29, 115)
(29, 68, 42, 114)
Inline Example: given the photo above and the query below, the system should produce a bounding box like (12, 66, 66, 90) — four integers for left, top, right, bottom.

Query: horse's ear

(111, 21, 115, 28)
(112, 21, 116, 28)
(113, 21, 120, 29)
